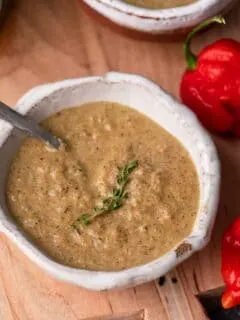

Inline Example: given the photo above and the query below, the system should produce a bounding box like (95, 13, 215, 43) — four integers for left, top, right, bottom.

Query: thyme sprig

(72, 160, 138, 227)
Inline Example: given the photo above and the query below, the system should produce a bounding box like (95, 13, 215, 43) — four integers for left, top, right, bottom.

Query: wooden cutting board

(0, 1, 239, 319)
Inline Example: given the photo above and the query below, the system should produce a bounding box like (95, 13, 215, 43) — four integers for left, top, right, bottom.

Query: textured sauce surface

(7, 102, 199, 271)
(124, 0, 196, 9)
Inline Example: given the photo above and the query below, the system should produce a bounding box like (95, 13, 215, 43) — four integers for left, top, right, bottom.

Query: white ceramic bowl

(80, 0, 237, 35)
(0, 72, 220, 290)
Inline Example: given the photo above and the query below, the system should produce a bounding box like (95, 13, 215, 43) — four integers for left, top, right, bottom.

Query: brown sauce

(124, 0, 196, 9)
(7, 102, 199, 271)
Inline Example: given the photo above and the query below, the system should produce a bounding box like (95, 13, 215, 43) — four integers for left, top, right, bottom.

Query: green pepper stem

(184, 16, 226, 70)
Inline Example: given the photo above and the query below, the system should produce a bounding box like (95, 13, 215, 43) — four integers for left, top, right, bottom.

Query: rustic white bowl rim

(82, 0, 236, 33)
(94, 0, 220, 18)
(0, 72, 220, 290)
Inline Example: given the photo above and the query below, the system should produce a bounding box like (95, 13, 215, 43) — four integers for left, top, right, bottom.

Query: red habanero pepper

(222, 217, 240, 309)
(180, 16, 240, 136)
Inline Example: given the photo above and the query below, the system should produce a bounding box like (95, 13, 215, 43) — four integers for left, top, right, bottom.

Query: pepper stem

(184, 16, 226, 70)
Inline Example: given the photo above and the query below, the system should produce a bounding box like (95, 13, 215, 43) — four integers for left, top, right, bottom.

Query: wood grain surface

(0, 1, 240, 319)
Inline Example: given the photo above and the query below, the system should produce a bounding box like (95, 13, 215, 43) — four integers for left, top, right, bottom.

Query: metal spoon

(0, 101, 61, 150)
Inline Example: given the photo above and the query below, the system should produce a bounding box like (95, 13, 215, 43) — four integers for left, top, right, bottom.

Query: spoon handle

(0, 101, 61, 149)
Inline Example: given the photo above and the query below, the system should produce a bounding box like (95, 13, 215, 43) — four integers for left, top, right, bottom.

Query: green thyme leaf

(72, 160, 138, 228)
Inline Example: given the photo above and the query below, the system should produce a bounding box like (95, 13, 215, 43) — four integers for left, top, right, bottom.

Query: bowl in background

(79, 0, 238, 39)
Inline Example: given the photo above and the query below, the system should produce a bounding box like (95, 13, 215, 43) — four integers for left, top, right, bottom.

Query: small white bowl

(80, 0, 237, 36)
(0, 72, 220, 290)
